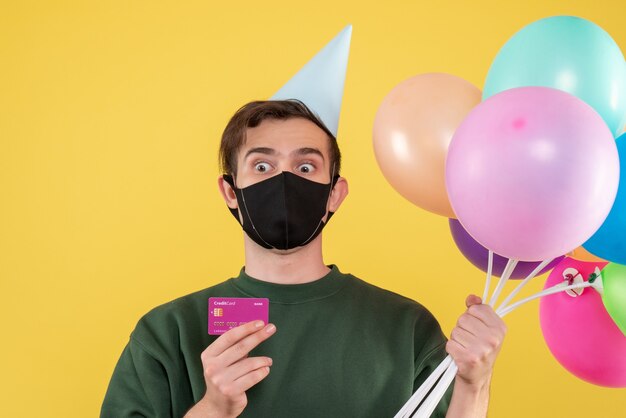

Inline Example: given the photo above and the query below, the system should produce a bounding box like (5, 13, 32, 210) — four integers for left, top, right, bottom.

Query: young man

(100, 100, 507, 418)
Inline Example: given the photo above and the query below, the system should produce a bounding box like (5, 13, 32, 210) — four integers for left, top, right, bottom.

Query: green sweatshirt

(101, 265, 453, 417)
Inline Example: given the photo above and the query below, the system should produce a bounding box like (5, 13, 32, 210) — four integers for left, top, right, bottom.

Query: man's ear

(217, 176, 238, 210)
(327, 176, 349, 213)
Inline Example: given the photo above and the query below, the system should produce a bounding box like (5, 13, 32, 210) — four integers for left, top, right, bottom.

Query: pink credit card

(208, 297, 269, 335)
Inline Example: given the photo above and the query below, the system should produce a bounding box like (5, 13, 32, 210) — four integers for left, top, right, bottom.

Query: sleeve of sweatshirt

(412, 305, 454, 418)
(413, 340, 454, 418)
(100, 336, 173, 418)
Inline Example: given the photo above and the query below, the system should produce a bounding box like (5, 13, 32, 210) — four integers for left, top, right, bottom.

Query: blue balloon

(584, 134, 626, 263)
(484, 16, 626, 136)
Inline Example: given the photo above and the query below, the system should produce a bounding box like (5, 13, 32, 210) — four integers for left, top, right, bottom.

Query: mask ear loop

(231, 173, 275, 249)
(299, 163, 338, 246)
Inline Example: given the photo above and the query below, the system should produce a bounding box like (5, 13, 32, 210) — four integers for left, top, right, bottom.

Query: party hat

(270, 24, 352, 136)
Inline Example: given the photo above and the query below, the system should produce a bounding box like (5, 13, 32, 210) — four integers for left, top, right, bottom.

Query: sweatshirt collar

(228, 264, 348, 304)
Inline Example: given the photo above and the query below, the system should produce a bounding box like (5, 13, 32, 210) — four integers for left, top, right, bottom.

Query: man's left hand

(446, 294, 507, 389)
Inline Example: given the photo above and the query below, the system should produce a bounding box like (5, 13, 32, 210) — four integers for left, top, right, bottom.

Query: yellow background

(1, 0, 625, 416)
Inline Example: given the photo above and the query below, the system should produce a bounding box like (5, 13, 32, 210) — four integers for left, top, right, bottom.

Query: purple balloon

(449, 219, 563, 279)
(446, 87, 619, 261)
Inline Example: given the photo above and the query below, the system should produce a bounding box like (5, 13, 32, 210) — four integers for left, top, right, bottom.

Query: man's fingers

(445, 339, 464, 358)
(456, 313, 485, 336)
(202, 320, 266, 358)
(450, 325, 476, 349)
(230, 365, 272, 394)
(219, 323, 277, 366)
(220, 356, 273, 383)
(462, 293, 506, 331)
(467, 304, 507, 331)
(465, 294, 482, 308)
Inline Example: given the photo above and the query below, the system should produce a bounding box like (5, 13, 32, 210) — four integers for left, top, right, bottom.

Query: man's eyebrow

(244, 147, 276, 159)
(292, 147, 325, 160)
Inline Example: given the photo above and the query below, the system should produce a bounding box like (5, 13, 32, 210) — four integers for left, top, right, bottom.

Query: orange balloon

(569, 246, 606, 263)
(373, 73, 481, 217)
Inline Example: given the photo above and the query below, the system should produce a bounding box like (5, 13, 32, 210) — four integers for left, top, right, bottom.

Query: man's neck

(242, 234, 330, 284)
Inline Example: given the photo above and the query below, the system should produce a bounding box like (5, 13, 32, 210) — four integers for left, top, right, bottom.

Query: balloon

(583, 134, 626, 264)
(539, 257, 626, 388)
(373, 73, 481, 217)
(446, 86, 619, 261)
(600, 262, 626, 336)
(449, 219, 563, 279)
(569, 246, 606, 263)
(483, 16, 626, 136)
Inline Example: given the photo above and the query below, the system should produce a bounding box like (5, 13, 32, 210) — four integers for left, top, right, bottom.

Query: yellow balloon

(373, 73, 481, 217)
(569, 246, 606, 263)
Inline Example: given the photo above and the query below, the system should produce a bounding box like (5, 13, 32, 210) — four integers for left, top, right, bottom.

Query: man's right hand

(184, 320, 277, 418)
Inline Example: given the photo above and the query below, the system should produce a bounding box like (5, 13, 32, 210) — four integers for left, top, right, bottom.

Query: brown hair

(218, 99, 341, 176)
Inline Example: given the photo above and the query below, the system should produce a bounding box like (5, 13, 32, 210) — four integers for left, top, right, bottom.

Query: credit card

(208, 297, 269, 335)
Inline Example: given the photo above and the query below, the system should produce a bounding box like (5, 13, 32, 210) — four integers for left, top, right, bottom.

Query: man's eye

(254, 162, 271, 172)
(297, 163, 315, 174)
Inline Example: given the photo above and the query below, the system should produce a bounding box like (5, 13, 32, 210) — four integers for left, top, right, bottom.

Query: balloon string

(496, 258, 554, 312)
(488, 258, 519, 306)
(403, 277, 595, 418)
(393, 355, 453, 418)
(395, 256, 582, 418)
(397, 257, 521, 417)
(413, 361, 458, 418)
(394, 251, 498, 418)
(409, 257, 519, 417)
(397, 255, 510, 418)
(482, 250, 494, 302)
(497, 281, 595, 318)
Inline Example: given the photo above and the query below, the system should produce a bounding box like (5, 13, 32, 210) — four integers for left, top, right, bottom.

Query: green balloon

(483, 16, 626, 136)
(601, 263, 626, 336)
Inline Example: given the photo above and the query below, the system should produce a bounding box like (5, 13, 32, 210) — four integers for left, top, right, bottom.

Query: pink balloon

(539, 257, 626, 387)
(446, 87, 619, 261)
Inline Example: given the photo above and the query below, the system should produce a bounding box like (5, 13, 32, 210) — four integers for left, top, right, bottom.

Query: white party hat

(270, 24, 352, 136)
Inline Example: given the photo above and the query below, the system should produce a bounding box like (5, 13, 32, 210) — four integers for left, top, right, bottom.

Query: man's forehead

(246, 118, 328, 139)
(240, 119, 331, 157)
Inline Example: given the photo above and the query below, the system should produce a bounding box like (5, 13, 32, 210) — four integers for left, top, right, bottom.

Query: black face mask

(222, 171, 340, 250)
